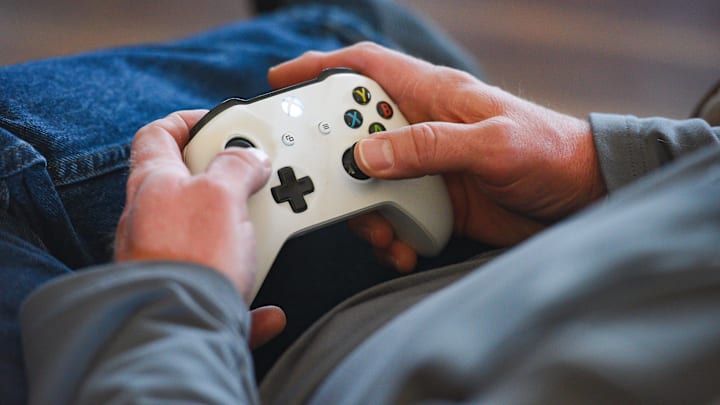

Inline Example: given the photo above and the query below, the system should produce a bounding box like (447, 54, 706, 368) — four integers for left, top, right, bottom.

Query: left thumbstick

(225, 137, 255, 148)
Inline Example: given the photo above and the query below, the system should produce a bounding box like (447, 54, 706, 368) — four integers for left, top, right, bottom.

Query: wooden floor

(1, 0, 718, 118)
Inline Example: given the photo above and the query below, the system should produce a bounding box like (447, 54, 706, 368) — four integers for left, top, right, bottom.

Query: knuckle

(439, 66, 474, 86)
(301, 50, 325, 61)
(132, 120, 157, 145)
(352, 42, 386, 64)
(131, 111, 188, 150)
(483, 86, 511, 117)
(216, 147, 250, 163)
(447, 73, 486, 120)
(490, 116, 519, 142)
(408, 123, 440, 169)
(215, 149, 259, 173)
(165, 111, 186, 129)
(353, 41, 381, 53)
(207, 149, 269, 193)
(425, 67, 483, 122)
(161, 112, 190, 139)
(141, 112, 182, 136)
(486, 116, 525, 168)
(191, 175, 233, 199)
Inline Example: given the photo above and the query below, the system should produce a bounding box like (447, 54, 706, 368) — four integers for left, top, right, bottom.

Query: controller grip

(375, 173, 454, 256)
(380, 206, 451, 256)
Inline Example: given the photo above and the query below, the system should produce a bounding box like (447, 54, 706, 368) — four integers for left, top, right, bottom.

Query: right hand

(270, 43, 607, 271)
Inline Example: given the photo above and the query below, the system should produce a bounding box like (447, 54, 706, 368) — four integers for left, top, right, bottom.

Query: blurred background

(1, 0, 718, 118)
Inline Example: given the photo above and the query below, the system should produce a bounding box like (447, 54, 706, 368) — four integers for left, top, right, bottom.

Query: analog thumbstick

(225, 137, 255, 148)
(342, 143, 370, 180)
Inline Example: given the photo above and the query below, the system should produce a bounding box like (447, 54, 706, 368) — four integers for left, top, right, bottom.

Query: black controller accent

(189, 68, 357, 140)
(342, 143, 370, 180)
(225, 137, 255, 148)
(271, 167, 315, 213)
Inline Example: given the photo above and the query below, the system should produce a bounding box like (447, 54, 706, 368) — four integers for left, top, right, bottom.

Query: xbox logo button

(281, 96, 304, 118)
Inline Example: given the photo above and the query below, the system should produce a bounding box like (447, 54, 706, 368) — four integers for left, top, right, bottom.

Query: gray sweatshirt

(20, 112, 720, 404)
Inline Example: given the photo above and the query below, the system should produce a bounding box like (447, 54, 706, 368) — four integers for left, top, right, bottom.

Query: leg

(256, 0, 482, 76)
(0, 6, 404, 267)
(0, 8, 404, 404)
(0, 211, 72, 405)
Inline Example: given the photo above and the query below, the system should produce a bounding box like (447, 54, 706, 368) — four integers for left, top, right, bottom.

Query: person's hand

(269, 42, 607, 272)
(114, 110, 285, 348)
(248, 305, 287, 350)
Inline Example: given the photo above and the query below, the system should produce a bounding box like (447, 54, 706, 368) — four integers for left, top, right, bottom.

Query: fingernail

(358, 139, 394, 171)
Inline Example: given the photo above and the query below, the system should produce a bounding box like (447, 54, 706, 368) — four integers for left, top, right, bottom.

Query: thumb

(354, 122, 478, 179)
(204, 147, 272, 200)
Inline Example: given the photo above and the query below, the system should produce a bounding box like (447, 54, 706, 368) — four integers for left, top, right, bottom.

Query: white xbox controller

(184, 68, 453, 300)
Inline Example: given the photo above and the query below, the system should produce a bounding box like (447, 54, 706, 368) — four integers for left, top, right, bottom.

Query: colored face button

(368, 122, 386, 134)
(271, 167, 315, 213)
(376, 101, 394, 119)
(344, 109, 364, 129)
(352, 86, 371, 105)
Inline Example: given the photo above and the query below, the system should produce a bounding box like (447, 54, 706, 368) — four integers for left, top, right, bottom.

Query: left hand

(114, 110, 285, 348)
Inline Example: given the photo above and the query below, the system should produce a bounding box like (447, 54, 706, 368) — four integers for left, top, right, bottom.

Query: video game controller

(184, 68, 453, 300)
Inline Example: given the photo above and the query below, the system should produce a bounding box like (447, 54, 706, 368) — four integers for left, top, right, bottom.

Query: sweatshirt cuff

(589, 113, 650, 193)
(21, 261, 250, 339)
(590, 112, 720, 193)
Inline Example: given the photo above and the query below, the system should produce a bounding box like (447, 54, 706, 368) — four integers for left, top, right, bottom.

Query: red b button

(376, 101, 394, 119)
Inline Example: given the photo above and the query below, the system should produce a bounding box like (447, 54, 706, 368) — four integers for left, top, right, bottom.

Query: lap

(308, 145, 720, 404)
(0, 7, 395, 404)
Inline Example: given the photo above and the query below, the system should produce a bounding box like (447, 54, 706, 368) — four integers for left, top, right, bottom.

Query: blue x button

(344, 109, 364, 129)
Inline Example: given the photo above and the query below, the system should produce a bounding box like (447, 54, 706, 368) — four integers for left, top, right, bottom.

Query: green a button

(368, 122, 386, 134)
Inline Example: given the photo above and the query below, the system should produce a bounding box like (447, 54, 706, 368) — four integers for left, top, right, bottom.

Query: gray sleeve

(589, 113, 720, 192)
(20, 261, 259, 405)
(306, 143, 720, 405)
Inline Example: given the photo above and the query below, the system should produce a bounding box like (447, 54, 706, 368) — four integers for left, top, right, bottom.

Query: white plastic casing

(184, 70, 453, 300)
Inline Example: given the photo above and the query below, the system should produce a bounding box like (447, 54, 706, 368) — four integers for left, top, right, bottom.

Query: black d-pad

(271, 167, 315, 213)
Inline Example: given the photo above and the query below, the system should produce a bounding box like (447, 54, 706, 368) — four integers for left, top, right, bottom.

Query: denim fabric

(0, 7, 399, 404)
(0, 3, 492, 402)
(258, 0, 482, 76)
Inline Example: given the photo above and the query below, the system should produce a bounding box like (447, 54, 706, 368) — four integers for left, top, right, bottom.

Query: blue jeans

(0, 6, 484, 404)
